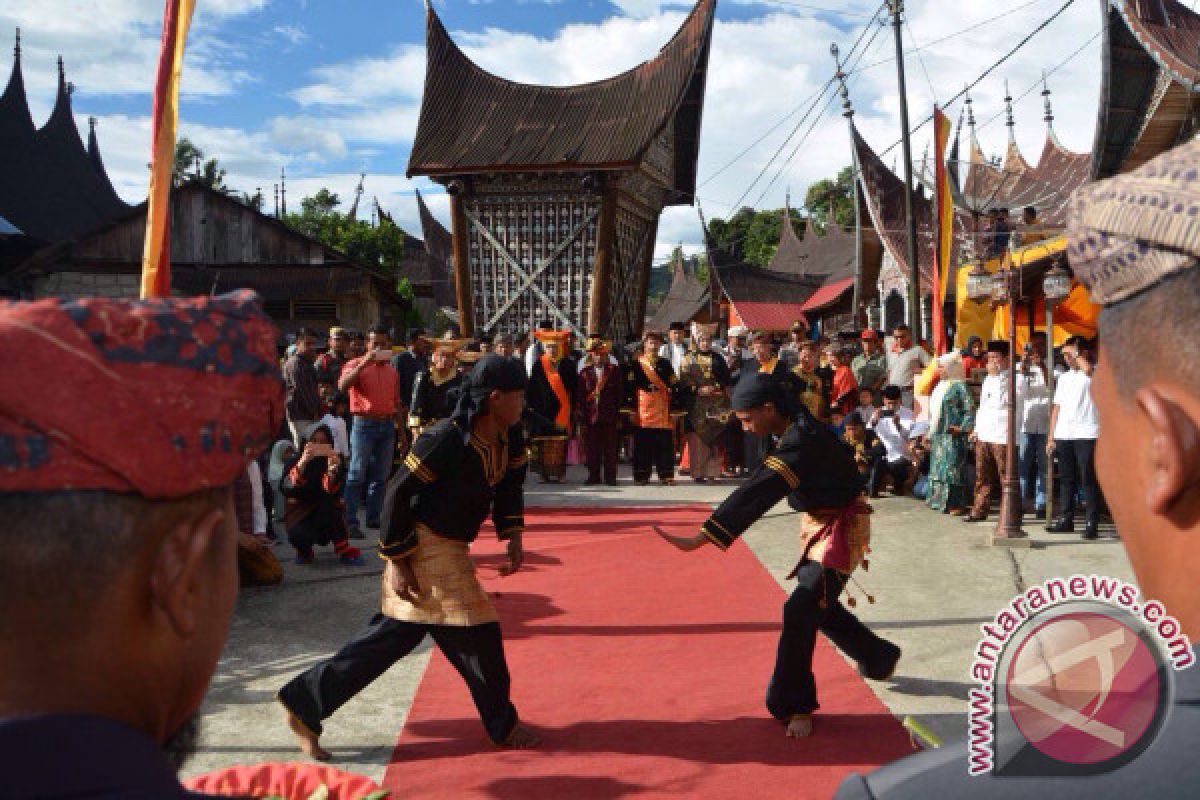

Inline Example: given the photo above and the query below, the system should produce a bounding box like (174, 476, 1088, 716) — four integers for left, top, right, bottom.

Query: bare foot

(500, 724, 541, 749)
(785, 714, 813, 738)
(281, 704, 331, 761)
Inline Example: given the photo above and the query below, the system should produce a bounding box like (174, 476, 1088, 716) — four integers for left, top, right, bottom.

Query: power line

(725, 1, 886, 211)
(904, 14, 937, 103)
(849, 0, 1051, 76)
(973, 30, 1100, 133)
(753, 18, 886, 207)
(874, 0, 1078, 161)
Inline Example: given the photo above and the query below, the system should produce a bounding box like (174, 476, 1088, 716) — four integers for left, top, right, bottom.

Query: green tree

(706, 206, 804, 268)
(172, 137, 229, 192)
(301, 188, 341, 216)
(804, 166, 855, 233)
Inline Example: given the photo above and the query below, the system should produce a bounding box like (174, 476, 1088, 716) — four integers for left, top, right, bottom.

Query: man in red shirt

(338, 324, 401, 536)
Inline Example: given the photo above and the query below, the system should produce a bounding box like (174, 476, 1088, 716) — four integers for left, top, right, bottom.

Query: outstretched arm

(657, 454, 795, 553)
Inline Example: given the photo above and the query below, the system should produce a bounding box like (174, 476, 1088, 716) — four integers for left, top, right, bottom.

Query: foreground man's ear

(150, 508, 228, 638)
(1136, 386, 1200, 516)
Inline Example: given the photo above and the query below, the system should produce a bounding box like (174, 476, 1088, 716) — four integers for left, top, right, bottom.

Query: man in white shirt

(885, 324, 930, 409)
(659, 321, 689, 374)
(1046, 336, 1101, 539)
(967, 341, 1014, 523)
(867, 385, 915, 495)
(1018, 333, 1052, 518)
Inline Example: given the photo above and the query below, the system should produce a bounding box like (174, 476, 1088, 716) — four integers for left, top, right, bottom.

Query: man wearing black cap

(660, 321, 689, 374)
(279, 355, 540, 756)
(965, 341, 1015, 523)
(656, 372, 900, 739)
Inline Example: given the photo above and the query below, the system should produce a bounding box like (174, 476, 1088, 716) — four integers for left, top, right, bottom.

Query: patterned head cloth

(0, 291, 284, 498)
(1068, 137, 1200, 305)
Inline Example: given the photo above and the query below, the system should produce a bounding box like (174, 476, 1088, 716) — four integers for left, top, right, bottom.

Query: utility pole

(888, 0, 921, 335)
(831, 43, 865, 328)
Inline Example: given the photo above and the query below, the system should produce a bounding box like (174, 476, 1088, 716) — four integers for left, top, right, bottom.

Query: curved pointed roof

(0, 33, 33, 146)
(0, 46, 129, 244)
(648, 250, 709, 330)
(407, 0, 715, 203)
(415, 189, 456, 308)
(767, 204, 807, 275)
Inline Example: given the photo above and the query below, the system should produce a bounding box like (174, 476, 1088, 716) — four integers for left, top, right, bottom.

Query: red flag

(140, 0, 195, 299)
(931, 106, 954, 356)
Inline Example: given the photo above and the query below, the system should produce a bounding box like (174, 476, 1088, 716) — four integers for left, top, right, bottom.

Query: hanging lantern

(965, 263, 992, 303)
(990, 270, 1010, 305)
(1043, 261, 1071, 303)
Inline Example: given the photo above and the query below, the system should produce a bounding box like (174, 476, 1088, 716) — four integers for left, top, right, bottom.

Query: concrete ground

(185, 465, 1131, 785)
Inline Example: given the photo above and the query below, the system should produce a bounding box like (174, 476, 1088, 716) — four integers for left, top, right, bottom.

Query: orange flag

(140, 0, 196, 299)
(931, 105, 954, 356)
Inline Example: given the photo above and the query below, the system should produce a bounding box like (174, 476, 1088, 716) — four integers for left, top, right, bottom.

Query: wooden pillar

(588, 186, 619, 337)
(632, 215, 660, 338)
(449, 194, 475, 338)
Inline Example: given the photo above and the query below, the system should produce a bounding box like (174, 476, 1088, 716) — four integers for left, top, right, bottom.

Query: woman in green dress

(926, 352, 975, 514)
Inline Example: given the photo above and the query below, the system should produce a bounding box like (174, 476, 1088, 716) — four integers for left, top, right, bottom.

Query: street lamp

(1040, 258, 1071, 524)
(967, 246, 1032, 547)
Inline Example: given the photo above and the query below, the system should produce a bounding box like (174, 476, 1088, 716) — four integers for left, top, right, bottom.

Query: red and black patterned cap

(0, 290, 284, 498)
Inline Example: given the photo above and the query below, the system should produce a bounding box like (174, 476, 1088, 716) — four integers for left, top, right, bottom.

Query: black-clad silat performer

(657, 372, 901, 738)
(279, 355, 540, 757)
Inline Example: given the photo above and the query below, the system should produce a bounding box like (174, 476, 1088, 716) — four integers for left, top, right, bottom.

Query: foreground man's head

(0, 291, 282, 762)
(1069, 141, 1200, 640)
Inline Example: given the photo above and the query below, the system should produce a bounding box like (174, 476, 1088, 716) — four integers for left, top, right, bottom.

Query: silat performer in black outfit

(656, 372, 901, 739)
(278, 355, 540, 758)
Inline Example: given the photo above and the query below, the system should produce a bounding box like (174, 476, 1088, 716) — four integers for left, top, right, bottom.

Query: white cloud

(0, 0, 264, 103)
(30, 0, 1103, 265)
(273, 24, 310, 46)
(277, 0, 1100, 260)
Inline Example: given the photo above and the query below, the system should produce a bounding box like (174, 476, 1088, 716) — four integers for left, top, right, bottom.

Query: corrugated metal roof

(1094, 0, 1200, 178)
(407, 0, 715, 203)
(732, 301, 809, 332)
(959, 128, 1088, 227)
(800, 277, 853, 312)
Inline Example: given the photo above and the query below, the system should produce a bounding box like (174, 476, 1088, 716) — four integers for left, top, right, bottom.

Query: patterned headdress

(0, 291, 283, 498)
(1068, 136, 1200, 305)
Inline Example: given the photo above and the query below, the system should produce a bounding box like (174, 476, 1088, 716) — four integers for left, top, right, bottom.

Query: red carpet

(382, 505, 911, 799)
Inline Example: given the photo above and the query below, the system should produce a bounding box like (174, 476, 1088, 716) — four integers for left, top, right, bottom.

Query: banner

(931, 105, 954, 355)
(140, 0, 196, 299)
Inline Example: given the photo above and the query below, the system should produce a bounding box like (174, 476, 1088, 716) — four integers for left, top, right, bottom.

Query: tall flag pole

(140, 0, 196, 299)
(932, 104, 954, 356)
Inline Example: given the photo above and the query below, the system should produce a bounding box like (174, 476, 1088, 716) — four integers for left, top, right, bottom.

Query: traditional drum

(534, 434, 568, 483)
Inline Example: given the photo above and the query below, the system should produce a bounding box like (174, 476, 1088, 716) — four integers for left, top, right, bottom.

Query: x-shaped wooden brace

(604, 222, 654, 339)
(463, 207, 598, 337)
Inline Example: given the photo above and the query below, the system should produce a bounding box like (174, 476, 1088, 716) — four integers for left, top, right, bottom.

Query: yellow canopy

(954, 236, 1099, 350)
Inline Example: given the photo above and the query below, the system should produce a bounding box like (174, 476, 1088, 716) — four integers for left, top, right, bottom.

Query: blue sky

(2, 0, 1103, 261)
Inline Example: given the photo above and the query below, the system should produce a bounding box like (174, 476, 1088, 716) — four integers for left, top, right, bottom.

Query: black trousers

(1057, 438, 1099, 525)
(584, 421, 619, 484)
(766, 561, 897, 719)
(632, 428, 674, 482)
(867, 457, 912, 495)
(278, 613, 518, 745)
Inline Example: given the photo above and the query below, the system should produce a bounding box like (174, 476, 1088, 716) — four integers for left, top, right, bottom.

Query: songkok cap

(860, 329, 880, 341)
(668, 321, 687, 332)
(1068, 136, 1200, 305)
(731, 372, 787, 412)
(986, 340, 1010, 356)
(0, 291, 283, 498)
